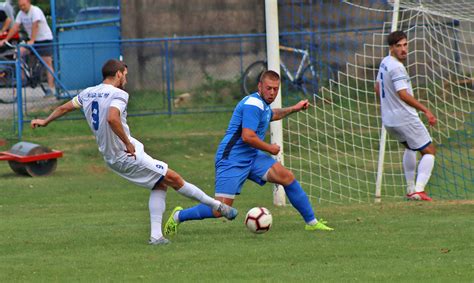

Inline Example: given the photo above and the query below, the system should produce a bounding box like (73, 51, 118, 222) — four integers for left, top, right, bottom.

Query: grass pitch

(1, 113, 473, 282)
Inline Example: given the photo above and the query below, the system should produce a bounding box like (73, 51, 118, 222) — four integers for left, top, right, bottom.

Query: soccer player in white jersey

(375, 31, 437, 201)
(31, 59, 238, 245)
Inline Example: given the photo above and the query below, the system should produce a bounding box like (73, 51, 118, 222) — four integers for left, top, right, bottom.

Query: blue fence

(8, 23, 388, 139)
(17, 34, 266, 122)
(0, 0, 396, 140)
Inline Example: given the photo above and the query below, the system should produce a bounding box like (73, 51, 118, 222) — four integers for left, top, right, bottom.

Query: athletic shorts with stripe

(384, 118, 432, 151)
(215, 150, 276, 199)
(106, 138, 168, 189)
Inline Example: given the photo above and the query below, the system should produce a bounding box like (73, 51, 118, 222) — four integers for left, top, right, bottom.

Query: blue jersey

(215, 92, 273, 163)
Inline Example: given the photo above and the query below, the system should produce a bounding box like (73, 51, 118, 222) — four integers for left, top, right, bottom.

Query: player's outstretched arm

(398, 89, 437, 126)
(271, 99, 309, 121)
(31, 101, 77, 128)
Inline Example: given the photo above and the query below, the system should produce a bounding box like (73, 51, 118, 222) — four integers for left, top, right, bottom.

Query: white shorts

(385, 119, 432, 151)
(106, 138, 168, 189)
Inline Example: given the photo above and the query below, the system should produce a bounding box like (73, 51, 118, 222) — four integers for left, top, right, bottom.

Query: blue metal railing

(57, 18, 120, 29)
(15, 48, 22, 140)
(14, 28, 386, 139)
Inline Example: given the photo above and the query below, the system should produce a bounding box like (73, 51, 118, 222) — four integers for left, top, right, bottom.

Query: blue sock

(178, 204, 216, 223)
(284, 180, 315, 223)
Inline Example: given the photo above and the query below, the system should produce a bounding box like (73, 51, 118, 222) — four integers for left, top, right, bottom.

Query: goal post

(265, 0, 286, 206)
(375, 0, 400, 203)
(275, 0, 474, 203)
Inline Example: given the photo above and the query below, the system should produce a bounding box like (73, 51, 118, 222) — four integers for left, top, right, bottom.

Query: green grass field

(1, 113, 473, 282)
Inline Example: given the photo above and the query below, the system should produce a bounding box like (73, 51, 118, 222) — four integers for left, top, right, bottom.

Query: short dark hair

(387, 31, 407, 46)
(259, 70, 280, 82)
(102, 59, 127, 79)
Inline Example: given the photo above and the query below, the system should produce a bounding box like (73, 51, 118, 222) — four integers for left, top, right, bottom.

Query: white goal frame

(375, 0, 401, 203)
(265, 0, 286, 206)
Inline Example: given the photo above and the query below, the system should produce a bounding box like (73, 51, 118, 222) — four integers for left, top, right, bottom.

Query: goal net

(280, 0, 473, 203)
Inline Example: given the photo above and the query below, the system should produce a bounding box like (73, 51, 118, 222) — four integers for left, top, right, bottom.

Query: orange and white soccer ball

(245, 207, 272, 234)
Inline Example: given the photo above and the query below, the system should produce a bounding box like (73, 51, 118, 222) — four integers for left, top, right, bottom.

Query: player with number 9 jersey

(72, 84, 131, 163)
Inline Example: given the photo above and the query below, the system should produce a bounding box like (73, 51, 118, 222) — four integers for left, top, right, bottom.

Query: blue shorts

(215, 151, 276, 198)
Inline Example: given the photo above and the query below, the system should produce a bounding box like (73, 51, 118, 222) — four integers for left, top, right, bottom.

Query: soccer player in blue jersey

(164, 70, 334, 235)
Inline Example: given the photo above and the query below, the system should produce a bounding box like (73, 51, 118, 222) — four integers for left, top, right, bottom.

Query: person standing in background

(0, 0, 55, 95)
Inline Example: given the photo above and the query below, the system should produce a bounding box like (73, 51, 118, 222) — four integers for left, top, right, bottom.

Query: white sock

(403, 149, 417, 194)
(415, 154, 435, 193)
(177, 181, 221, 210)
(149, 189, 166, 240)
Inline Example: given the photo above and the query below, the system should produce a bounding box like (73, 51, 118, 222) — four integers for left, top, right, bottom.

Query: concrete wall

(121, 0, 265, 38)
(117, 1, 402, 92)
(121, 0, 266, 91)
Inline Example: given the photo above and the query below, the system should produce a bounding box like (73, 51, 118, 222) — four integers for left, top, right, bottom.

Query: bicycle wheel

(299, 64, 318, 96)
(29, 59, 43, 88)
(0, 67, 15, 87)
(29, 59, 53, 96)
(242, 60, 266, 96)
(0, 78, 16, 104)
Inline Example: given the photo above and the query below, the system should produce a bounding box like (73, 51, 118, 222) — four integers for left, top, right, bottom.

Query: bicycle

(241, 45, 338, 102)
(0, 41, 50, 99)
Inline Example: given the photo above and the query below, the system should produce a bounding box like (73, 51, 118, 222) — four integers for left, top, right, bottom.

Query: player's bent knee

(268, 164, 295, 186)
(154, 181, 168, 190)
(163, 168, 185, 189)
(422, 144, 436, 155)
(152, 185, 168, 191)
(278, 167, 295, 185)
(282, 172, 295, 186)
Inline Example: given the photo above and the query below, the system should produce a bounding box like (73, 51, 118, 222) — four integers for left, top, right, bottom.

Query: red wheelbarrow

(0, 142, 63, 177)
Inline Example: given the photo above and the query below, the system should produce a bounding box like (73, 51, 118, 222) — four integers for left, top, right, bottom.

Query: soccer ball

(245, 207, 272, 234)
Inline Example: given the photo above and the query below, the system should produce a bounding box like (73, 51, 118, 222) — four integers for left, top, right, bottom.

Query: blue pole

(50, 0, 59, 95)
(118, 0, 122, 41)
(15, 48, 22, 140)
(117, 0, 122, 60)
(50, 0, 57, 37)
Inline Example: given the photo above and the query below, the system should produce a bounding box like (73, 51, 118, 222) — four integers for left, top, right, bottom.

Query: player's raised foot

(149, 237, 170, 245)
(164, 206, 183, 236)
(406, 191, 432, 201)
(305, 221, 334, 231)
(217, 203, 238, 220)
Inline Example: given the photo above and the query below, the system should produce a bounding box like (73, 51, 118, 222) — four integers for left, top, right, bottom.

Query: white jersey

(376, 55, 419, 126)
(15, 5, 53, 41)
(72, 83, 131, 163)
